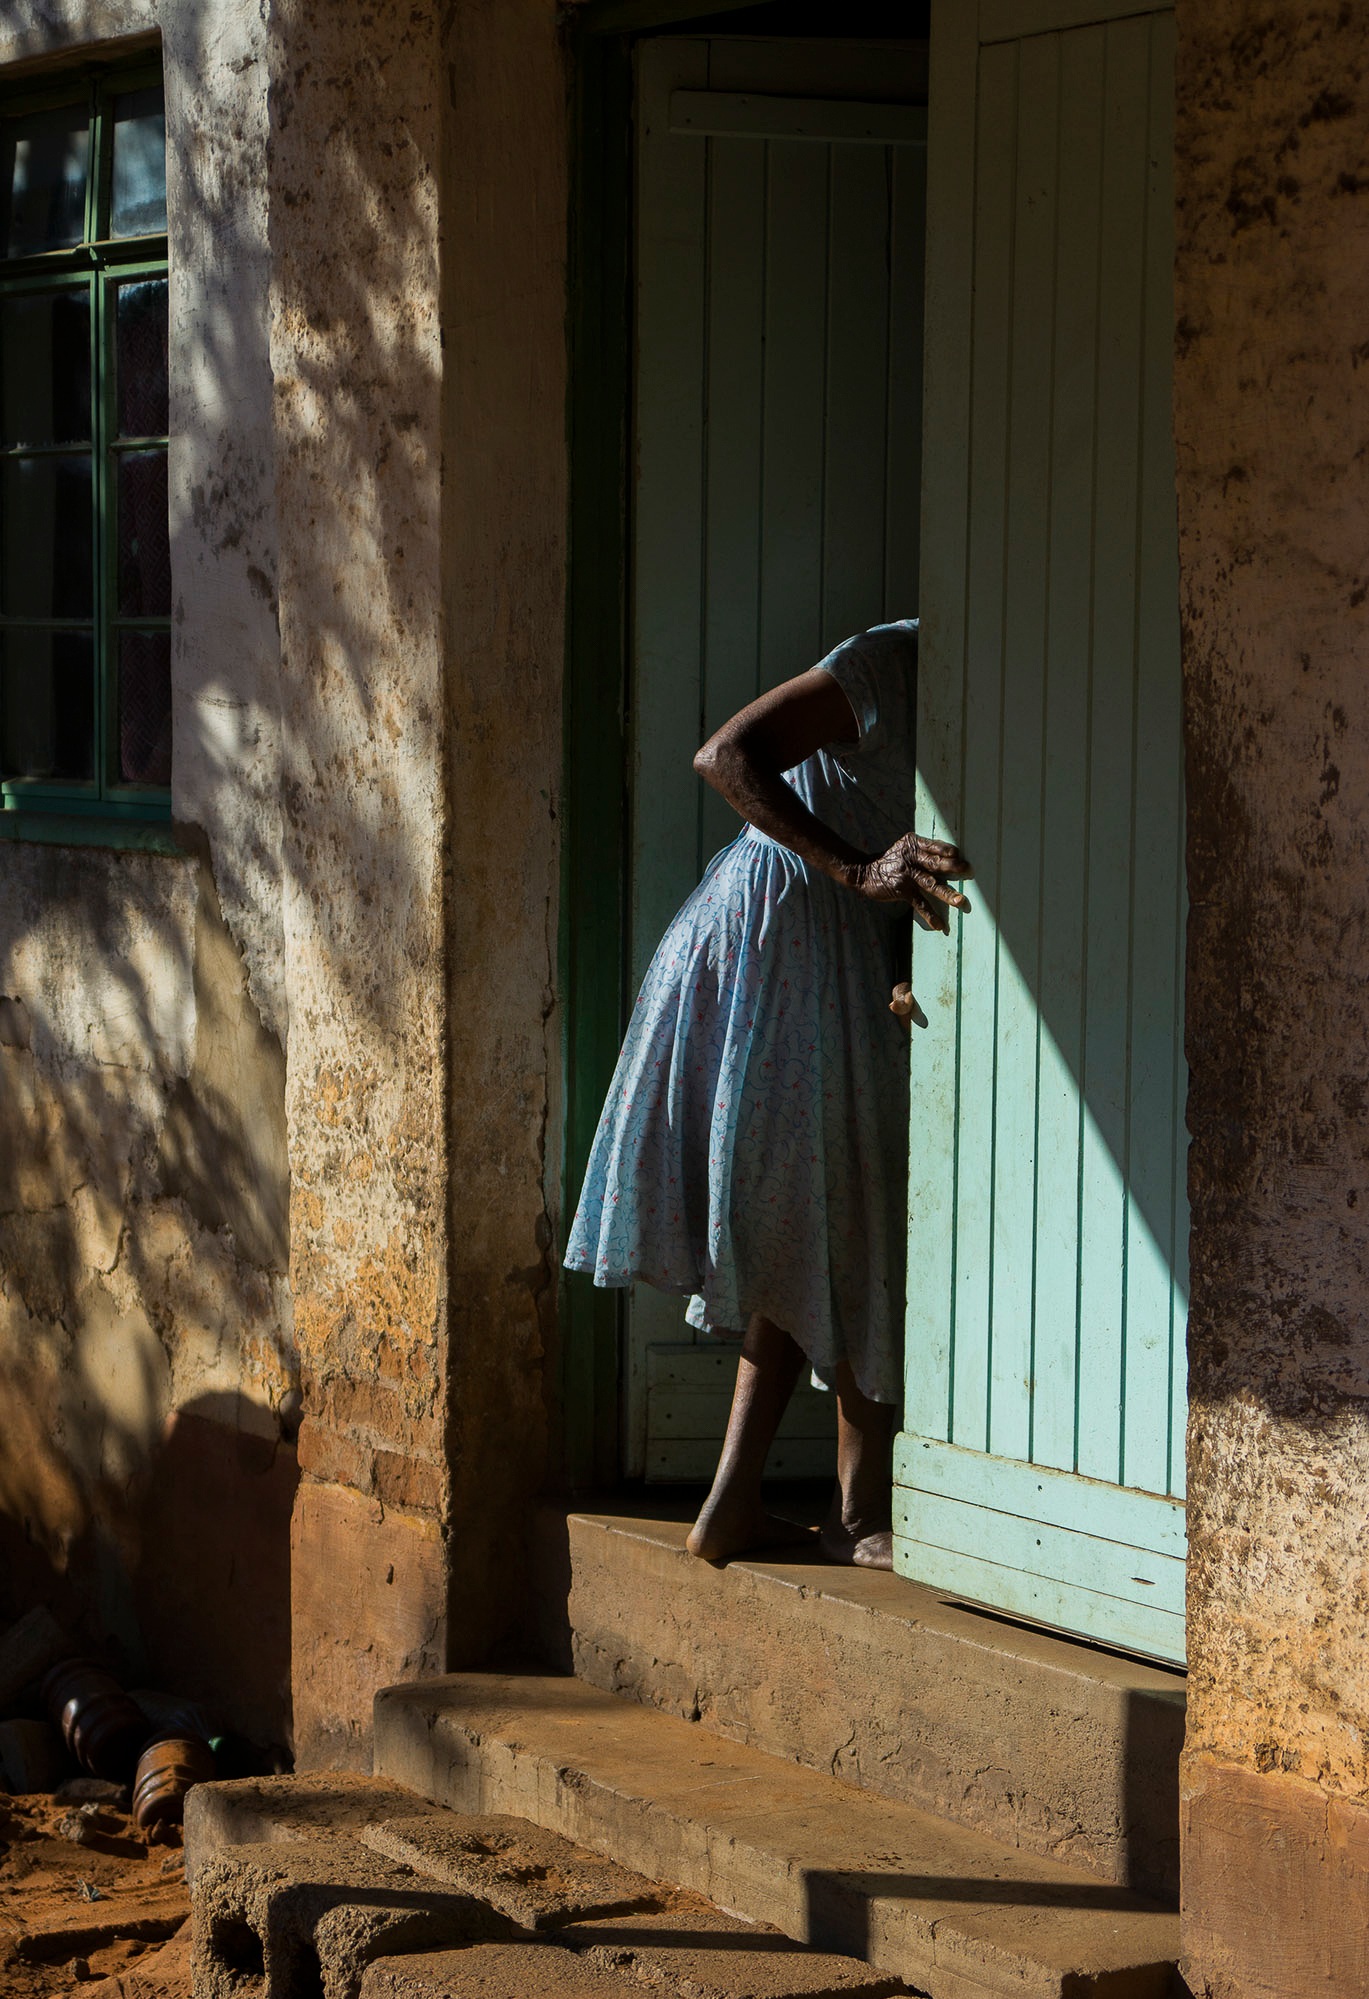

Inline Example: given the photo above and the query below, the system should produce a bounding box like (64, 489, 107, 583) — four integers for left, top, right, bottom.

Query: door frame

(558, 0, 931, 1488)
(559, 0, 845, 1488)
(559, 18, 633, 1490)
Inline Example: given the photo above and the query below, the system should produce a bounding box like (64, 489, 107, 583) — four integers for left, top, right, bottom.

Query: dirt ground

(0, 1793, 190, 1999)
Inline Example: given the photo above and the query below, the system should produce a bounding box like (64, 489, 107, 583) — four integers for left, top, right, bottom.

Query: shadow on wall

(0, 1393, 297, 1755)
(0, 841, 295, 1746)
(0, 0, 485, 1746)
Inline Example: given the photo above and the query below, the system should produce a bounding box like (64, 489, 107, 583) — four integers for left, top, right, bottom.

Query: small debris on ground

(0, 1790, 189, 1998)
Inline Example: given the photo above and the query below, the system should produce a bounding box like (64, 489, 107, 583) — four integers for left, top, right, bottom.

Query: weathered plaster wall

(1175, 3, 1369, 1990)
(442, 0, 567, 1664)
(267, 0, 452, 1766)
(269, 0, 569, 1759)
(0, 0, 293, 1742)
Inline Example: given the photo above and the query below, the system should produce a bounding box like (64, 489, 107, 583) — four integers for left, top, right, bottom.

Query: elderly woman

(564, 621, 971, 1568)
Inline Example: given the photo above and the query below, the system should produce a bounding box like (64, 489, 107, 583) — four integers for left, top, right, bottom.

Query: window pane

(110, 87, 167, 239)
(1, 454, 93, 617)
(117, 628, 171, 786)
(0, 288, 91, 446)
(117, 449, 170, 615)
(0, 626, 94, 781)
(0, 103, 90, 258)
(115, 278, 168, 436)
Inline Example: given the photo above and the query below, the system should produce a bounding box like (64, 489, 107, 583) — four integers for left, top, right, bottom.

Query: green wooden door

(894, 0, 1188, 1661)
(629, 33, 929, 1478)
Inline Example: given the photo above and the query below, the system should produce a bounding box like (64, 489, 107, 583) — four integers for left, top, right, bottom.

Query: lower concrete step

(540, 1508, 1184, 1903)
(360, 1938, 900, 1999)
(372, 1671, 1181, 1999)
(186, 1773, 906, 1999)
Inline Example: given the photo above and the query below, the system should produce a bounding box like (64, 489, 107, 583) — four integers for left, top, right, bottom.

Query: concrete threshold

(540, 1506, 1185, 1903)
(372, 1671, 1180, 1999)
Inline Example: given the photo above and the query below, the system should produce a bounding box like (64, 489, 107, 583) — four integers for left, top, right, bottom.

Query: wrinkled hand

(847, 833, 974, 931)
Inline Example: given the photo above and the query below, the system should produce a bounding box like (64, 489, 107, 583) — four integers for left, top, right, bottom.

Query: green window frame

(0, 54, 172, 845)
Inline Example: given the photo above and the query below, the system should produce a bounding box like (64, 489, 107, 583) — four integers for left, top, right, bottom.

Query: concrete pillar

(440, 0, 567, 1666)
(269, 0, 567, 1761)
(269, 0, 451, 1766)
(1174, 5, 1369, 1992)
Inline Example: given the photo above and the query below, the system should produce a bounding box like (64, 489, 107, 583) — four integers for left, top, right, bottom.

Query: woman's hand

(844, 833, 973, 930)
(889, 981, 929, 1032)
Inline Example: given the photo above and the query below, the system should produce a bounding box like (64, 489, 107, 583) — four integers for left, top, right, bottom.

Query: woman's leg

(685, 1314, 815, 1561)
(820, 1361, 896, 1569)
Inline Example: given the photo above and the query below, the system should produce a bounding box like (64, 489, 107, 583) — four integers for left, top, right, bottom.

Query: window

(0, 57, 170, 837)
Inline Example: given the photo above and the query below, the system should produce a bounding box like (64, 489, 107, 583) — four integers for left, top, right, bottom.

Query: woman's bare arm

(693, 670, 868, 879)
(694, 669, 972, 929)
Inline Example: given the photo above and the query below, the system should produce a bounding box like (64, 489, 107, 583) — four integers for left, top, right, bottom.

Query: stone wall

(1174, 4, 1369, 1992)
(441, 0, 567, 1668)
(0, 0, 293, 1744)
(267, 0, 451, 1767)
(0, 0, 569, 1767)
(268, 0, 568, 1760)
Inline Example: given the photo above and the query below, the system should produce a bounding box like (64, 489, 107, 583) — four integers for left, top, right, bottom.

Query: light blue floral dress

(564, 622, 919, 1405)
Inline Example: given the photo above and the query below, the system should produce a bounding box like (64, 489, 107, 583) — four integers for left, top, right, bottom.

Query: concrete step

(186, 1774, 906, 1999)
(372, 1671, 1181, 1999)
(540, 1507, 1184, 1902)
(361, 1927, 904, 1999)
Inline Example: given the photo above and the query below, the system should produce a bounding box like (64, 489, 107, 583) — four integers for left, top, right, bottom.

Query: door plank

(705, 37, 929, 101)
(1029, 22, 1106, 1475)
(670, 89, 927, 147)
(628, 39, 712, 1473)
(701, 131, 768, 870)
(884, 142, 926, 621)
(632, 39, 710, 996)
(980, 0, 1172, 38)
(949, 38, 1020, 1453)
(1121, 14, 1184, 1498)
(891, 1531, 1185, 1662)
(823, 142, 892, 653)
(895, 1489, 1184, 1614)
(759, 139, 829, 684)
(894, 1431, 1187, 1553)
(988, 31, 1059, 1467)
(1074, 14, 1151, 1486)
(904, 5, 978, 1445)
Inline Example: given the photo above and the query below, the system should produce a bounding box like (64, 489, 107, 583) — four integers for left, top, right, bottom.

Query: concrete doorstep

(547, 1508, 1184, 1903)
(183, 1773, 909, 1999)
(371, 1672, 1181, 1999)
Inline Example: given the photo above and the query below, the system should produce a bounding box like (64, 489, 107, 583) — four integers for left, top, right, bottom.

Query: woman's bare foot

(818, 1517, 894, 1569)
(686, 1494, 815, 1563)
(685, 1315, 810, 1562)
(819, 1362, 897, 1568)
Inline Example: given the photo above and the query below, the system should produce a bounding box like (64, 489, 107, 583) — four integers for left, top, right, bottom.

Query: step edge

(564, 1510, 1187, 1703)
(372, 1673, 1180, 1999)
(556, 1506, 1184, 1904)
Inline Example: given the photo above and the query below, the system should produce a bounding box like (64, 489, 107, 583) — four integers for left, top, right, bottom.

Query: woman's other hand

(889, 981, 929, 1032)
(846, 833, 974, 930)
